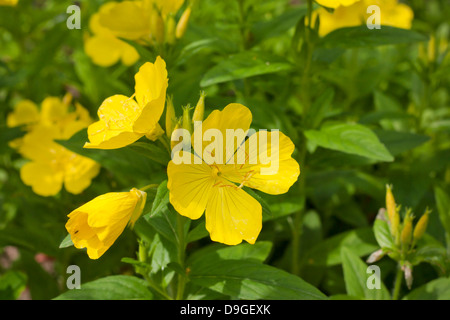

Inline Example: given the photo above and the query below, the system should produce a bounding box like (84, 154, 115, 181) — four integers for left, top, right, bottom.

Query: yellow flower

(84, 3, 140, 67)
(96, 0, 187, 45)
(18, 126, 100, 197)
(65, 188, 147, 259)
(84, 56, 168, 150)
(312, 0, 414, 36)
(168, 104, 300, 245)
(315, 0, 361, 9)
(0, 0, 18, 6)
(7, 95, 101, 196)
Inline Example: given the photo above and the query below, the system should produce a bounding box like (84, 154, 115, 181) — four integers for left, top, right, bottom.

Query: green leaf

(189, 259, 327, 300)
(120, 38, 156, 62)
(200, 51, 293, 87)
(59, 233, 74, 249)
(373, 129, 430, 156)
(305, 123, 394, 162)
(0, 271, 27, 300)
(303, 227, 378, 267)
(319, 26, 428, 49)
(341, 247, 391, 300)
(187, 241, 273, 267)
(373, 218, 395, 250)
(54, 275, 153, 300)
(404, 278, 450, 300)
(143, 181, 188, 245)
(128, 141, 171, 166)
(434, 186, 450, 237)
(250, 6, 308, 44)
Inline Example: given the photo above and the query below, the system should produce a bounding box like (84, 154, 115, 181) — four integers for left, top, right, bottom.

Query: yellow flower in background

(93, 0, 189, 49)
(84, 56, 168, 150)
(7, 95, 101, 196)
(316, 0, 361, 9)
(167, 104, 300, 245)
(84, 2, 140, 67)
(312, 0, 414, 36)
(19, 126, 100, 196)
(65, 188, 147, 259)
(0, 0, 18, 6)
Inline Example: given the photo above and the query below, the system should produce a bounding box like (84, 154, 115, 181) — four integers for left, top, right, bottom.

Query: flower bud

(171, 119, 182, 150)
(165, 96, 176, 138)
(192, 91, 206, 123)
(400, 209, 414, 247)
(182, 104, 193, 134)
(176, 6, 191, 39)
(386, 185, 400, 236)
(413, 208, 431, 241)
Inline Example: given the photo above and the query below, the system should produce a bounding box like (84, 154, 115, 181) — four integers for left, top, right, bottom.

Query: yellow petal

(205, 180, 262, 245)
(40, 96, 68, 126)
(221, 131, 300, 195)
(84, 95, 144, 150)
(7, 100, 40, 128)
(167, 152, 215, 220)
(20, 162, 64, 197)
(192, 103, 252, 165)
(84, 34, 123, 67)
(64, 154, 101, 194)
(98, 1, 151, 41)
(133, 57, 168, 134)
(18, 126, 61, 162)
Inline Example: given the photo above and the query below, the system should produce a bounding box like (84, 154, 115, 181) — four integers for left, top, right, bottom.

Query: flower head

(312, 0, 414, 36)
(84, 56, 168, 150)
(168, 104, 300, 245)
(66, 188, 147, 259)
(84, 2, 140, 67)
(7, 95, 101, 196)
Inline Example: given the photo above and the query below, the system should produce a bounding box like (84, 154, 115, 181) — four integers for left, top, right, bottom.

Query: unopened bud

(165, 96, 176, 139)
(182, 104, 193, 134)
(386, 185, 400, 236)
(400, 209, 414, 247)
(176, 6, 191, 39)
(413, 208, 431, 241)
(171, 119, 182, 150)
(192, 91, 206, 123)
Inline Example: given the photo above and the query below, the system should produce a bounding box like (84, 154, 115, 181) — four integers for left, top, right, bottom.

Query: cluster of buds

(368, 185, 432, 289)
(166, 91, 206, 150)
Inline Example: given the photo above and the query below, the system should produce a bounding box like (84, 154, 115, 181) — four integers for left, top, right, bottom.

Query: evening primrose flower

(312, 0, 414, 36)
(65, 188, 147, 259)
(84, 2, 139, 67)
(168, 104, 300, 245)
(7, 95, 101, 196)
(96, 0, 187, 46)
(84, 56, 168, 150)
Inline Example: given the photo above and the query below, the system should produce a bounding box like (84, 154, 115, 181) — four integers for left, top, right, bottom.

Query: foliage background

(0, 0, 450, 300)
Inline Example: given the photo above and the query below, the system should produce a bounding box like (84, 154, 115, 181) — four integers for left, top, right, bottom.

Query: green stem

(392, 264, 403, 300)
(176, 213, 187, 300)
(291, 0, 314, 277)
